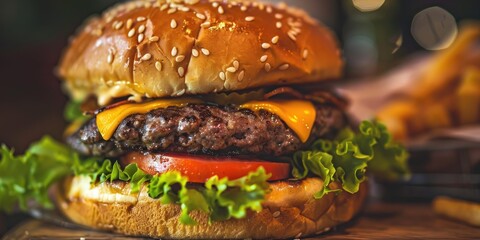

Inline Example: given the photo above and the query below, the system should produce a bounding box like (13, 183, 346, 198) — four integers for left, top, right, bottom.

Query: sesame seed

(137, 33, 144, 43)
(179, 6, 190, 12)
(275, 13, 283, 19)
(218, 6, 224, 14)
(175, 55, 185, 62)
(264, 63, 271, 72)
(171, 47, 178, 57)
(107, 53, 114, 64)
(114, 21, 124, 30)
(276, 22, 282, 29)
(260, 55, 268, 62)
(233, 60, 239, 70)
(155, 61, 162, 71)
(127, 28, 136, 37)
(245, 16, 255, 22)
(137, 16, 146, 22)
(240, 5, 247, 11)
(261, 43, 271, 49)
(200, 22, 211, 28)
(287, 31, 297, 41)
(273, 211, 280, 218)
(106, 16, 114, 24)
(140, 53, 152, 61)
(212, 2, 219, 8)
(279, 63, 289, 70)
(238, 70, 245, 82)
(226, 67, 236, 73)
(168, 8, 177, 14)
(149, 36, 159, 42)
(138, 24, 146, 33)
(192, 49, 199, 57)
(170, 19, 177, 29)
(160, 3, 169, 11)
(196, 13, 206, 20)
(143, 2, 151, 8)
(219, 71, 226, 80)
(126, 19, 133, 29)
(291, 27, 301, 34)
(271, 36, 279, 44)
(303, 49, 308, 59)
(201, 48, 210, 56)
(292, 21, 303, 28)
(258, 3, 265, 10)
(178, 67, 185, 77)
(266, 6, 273, 13)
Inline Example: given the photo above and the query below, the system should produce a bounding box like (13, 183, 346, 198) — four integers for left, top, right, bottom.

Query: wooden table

(3, 202, 480, 239)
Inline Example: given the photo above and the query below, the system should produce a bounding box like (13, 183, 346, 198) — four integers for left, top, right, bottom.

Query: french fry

(433, 196, 480, 227)
(377, 100, 418, 140)
(421, 97, 454, 131)
(376, 22, 480, 141)
(412, 23, 480, 100)
(456, 67, 480, 124)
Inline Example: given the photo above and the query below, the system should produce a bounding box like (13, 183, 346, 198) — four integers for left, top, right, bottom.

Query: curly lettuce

(292, 120, 410, 197)
(0, 136, 269, 224)
(0, 136, 94, 211)
(64, 100, 89, 122)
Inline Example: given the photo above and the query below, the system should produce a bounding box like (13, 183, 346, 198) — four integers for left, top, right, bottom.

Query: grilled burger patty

(67, 103, 347, 158)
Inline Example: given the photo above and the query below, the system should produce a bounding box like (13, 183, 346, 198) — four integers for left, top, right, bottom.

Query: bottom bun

(56, 176, 367, 239)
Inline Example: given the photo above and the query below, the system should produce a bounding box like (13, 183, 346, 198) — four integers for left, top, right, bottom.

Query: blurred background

(0, 0, 479, 235)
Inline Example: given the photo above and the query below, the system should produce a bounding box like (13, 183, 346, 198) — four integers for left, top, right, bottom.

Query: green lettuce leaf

(0, 137, 270, 225)
(204, 167, 270, 221)
(0, 136, 80, 211)
(146, 169, 270, 224)
(292, 120, 409, 196)
(148, 171, 207, 224)
(64, 100, 89, 122)
(292, 151, 339, 198)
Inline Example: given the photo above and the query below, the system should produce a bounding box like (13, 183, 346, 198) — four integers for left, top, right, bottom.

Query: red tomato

(121, 152, 290, 183)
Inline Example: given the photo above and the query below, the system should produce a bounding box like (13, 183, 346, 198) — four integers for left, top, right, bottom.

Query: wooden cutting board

(3, 202, 480, 239)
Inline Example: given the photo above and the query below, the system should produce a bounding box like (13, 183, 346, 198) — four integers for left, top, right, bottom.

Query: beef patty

(67, 103, 347, 158)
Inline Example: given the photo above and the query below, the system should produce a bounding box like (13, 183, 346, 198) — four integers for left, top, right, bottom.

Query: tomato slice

(121, 152, 290, 183)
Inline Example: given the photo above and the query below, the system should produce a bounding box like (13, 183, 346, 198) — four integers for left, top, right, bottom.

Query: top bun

(58, 0, 343, 106)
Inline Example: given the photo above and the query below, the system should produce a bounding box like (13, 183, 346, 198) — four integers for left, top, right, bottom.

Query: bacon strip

(306, 91, 349, 110)
(264, 87, 348, 110)
(264, 87, 304, 99)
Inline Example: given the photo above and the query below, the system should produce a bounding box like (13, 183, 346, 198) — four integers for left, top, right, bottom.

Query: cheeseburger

(0, 0, 409, 239)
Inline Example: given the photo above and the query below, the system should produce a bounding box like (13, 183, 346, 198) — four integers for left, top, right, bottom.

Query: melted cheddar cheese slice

(96, 98, 316, 143)
(96, 98, 202, 140)
(240, 100, 316, 142)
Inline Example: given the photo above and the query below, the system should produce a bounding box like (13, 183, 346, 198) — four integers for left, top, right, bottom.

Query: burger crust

(58, 0, 343, 105)
(56, 176, 367, 239)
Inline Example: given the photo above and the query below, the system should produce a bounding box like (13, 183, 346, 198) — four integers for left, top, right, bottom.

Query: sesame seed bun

(56, 176, 366, 239)
(57, 0, 343, 105)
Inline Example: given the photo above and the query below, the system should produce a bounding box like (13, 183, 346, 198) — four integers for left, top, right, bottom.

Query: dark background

(0, 0, 479, 235)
